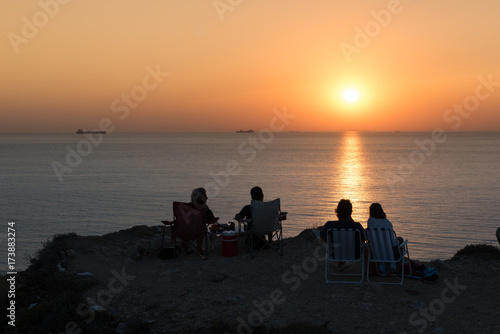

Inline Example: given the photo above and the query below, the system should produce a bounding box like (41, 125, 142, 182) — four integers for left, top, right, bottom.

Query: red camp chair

(162, 202, 209, 260)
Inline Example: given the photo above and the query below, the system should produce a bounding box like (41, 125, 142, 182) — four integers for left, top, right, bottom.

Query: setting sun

(2, 1, 500, 132)
(342, 89, 360, 103)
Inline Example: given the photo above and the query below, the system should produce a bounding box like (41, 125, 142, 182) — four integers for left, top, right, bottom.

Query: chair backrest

(250, 198, 281, 232)
(173, 202, 207, 235)
(365, 228, 398, 261)
(327, 228, 362, 261)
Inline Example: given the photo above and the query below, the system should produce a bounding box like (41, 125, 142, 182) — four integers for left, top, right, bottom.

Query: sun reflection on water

(330, 132, 371, 224)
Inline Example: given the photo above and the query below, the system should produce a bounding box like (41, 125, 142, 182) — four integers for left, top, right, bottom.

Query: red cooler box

(222, 231, 238, 257)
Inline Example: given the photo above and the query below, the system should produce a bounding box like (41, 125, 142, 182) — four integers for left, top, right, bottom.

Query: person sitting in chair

(320, 199, 365, 263)
(320, 199, 365, 242)
(367, 202, 403, 247)
(234, 186, 263, 223)
(189, 187, 216, 223)
(367, 203, 404, 274)
(188, 187, 218, 252)
(234, 186, 272, 249)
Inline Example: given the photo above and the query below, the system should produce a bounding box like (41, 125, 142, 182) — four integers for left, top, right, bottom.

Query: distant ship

(236, 129, 254, 133)
(76, 129, 106, 134)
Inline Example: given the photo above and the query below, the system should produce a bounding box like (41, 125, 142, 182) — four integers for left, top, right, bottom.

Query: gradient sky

(2, 0, 500, 133)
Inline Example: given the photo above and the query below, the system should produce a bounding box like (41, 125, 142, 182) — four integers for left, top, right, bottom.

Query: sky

(1, 0, 500, 133)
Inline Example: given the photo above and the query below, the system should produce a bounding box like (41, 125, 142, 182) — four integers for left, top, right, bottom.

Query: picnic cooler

(222, 231, 238, 257)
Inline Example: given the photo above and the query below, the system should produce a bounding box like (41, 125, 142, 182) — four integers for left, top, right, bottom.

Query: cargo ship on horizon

(76, 129, 107, 134)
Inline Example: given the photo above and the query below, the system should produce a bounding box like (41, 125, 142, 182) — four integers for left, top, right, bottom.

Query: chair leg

(367, 260, 404, 285)
(249, 231, 283, 259)
(400, 257, 405, 284)
(172, 234, 209, 260)
(191, 234, 208, 259)
(326, 259, 364, 283)
(249, 233, 266, 259)
(275, 229, 283, 256)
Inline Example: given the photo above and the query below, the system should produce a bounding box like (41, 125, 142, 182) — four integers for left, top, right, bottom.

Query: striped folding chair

(325, 228, 365, 283)
(365, 228, 410, 285)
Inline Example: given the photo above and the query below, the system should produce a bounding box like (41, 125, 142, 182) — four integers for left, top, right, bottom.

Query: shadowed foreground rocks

(2, 226, 499, 334)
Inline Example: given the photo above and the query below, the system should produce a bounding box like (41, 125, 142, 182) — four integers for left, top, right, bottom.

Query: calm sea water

(1, 132, 499, 270)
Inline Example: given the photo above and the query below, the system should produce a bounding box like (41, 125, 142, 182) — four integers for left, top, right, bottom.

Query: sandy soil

(61, 225, 500, 334)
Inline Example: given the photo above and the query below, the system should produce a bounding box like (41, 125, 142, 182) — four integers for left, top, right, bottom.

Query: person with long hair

(188, 187, 218, 252)
(367, 203, 403, 246)
(367, 203, 404, 275)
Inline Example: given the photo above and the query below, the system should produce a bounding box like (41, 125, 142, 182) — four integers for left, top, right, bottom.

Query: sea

(1, 131, 499, 270)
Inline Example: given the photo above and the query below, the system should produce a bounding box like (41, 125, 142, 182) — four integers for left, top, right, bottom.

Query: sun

(342, 89, 360, 103)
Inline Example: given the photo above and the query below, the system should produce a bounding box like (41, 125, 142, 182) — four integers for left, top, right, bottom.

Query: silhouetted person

(367, 203, 402, 246)
(188, 187, 217, 252)
(320, 199, 365, 264)
(235, 186, 272, 248)
(189, 187, 215, 223)
(320, 199, 364, 242)
(234, 186, 264, 222)
(367, 203, 404, 272)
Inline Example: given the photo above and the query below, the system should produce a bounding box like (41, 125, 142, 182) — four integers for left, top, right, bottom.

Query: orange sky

(1, 0, 500, 133)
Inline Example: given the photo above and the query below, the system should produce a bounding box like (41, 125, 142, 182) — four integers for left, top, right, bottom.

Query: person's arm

(235, 205, 250, 221)
(204, 208, 218, 225)
(359, 225, 366, 242)
(205, 208, 215, 221)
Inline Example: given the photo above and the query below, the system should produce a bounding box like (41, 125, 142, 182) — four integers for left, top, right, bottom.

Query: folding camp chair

(365, 228, 410, 285)
(325, 228, 365, 283)
(163, 202, 209, 260)
(247, 198, 284, 259)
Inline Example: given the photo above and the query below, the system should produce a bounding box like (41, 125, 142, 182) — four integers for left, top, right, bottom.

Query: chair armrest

(161, 220, 173, 225)
(399, 239, 408, 248)
(234, 218, 252, 224)
(207, 217, 219, 225)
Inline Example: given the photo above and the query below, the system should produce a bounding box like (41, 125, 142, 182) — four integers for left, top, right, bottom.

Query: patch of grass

(453, 244, 500, 257)
(27, 232, 78, 270)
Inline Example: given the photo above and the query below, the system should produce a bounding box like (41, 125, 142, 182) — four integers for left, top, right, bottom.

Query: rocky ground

(5, 225, 500, 333)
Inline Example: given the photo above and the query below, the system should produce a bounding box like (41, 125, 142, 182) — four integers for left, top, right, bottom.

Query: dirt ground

(60, 225, 500, 333)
